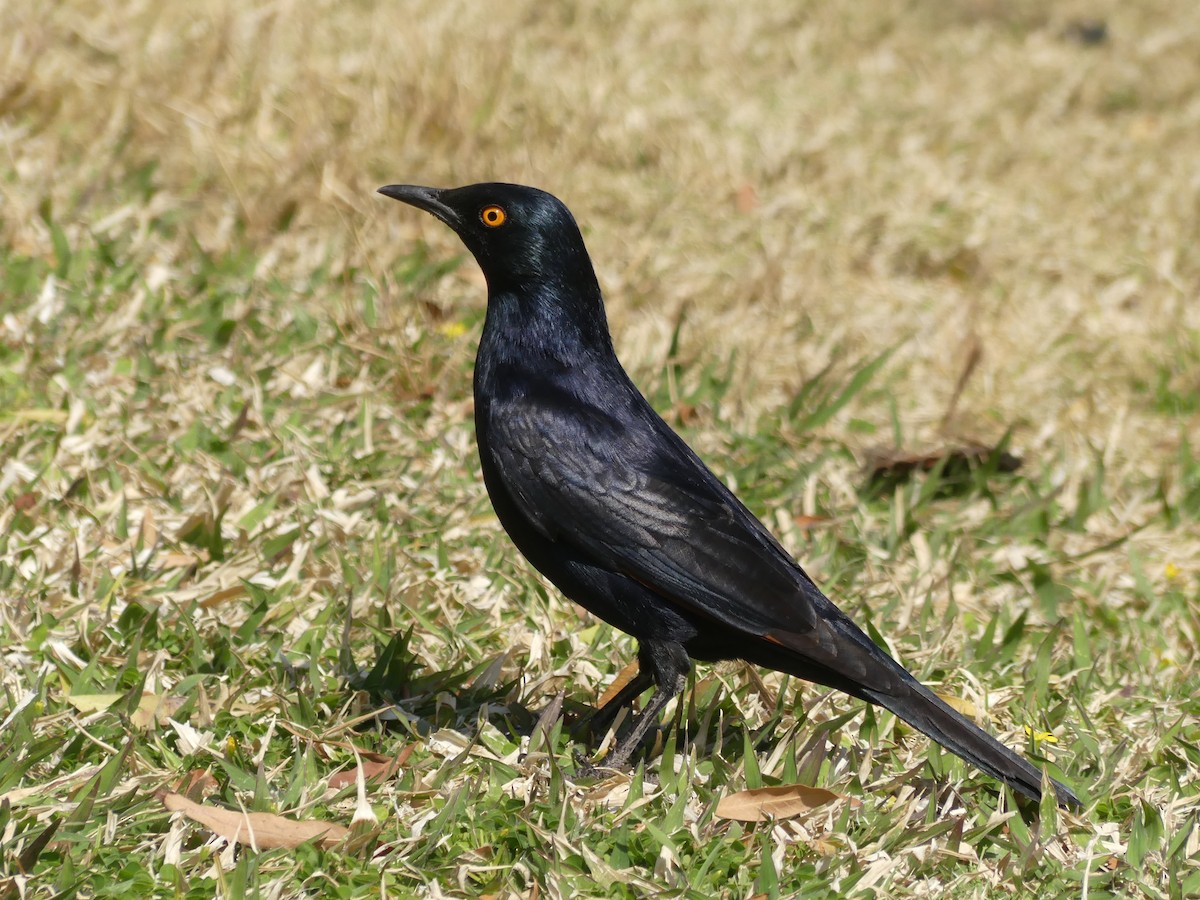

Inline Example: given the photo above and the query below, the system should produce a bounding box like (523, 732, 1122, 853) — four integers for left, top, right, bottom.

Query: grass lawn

(2, 0, 1199, 896)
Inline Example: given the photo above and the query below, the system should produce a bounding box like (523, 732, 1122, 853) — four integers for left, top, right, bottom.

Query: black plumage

(378, 182, 1079, 808)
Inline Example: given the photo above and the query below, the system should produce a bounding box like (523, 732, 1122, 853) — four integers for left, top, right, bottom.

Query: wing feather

(486, 391, 822, 637)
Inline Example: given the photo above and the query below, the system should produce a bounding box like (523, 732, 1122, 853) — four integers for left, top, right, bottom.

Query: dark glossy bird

(378, 181, 1079, 809)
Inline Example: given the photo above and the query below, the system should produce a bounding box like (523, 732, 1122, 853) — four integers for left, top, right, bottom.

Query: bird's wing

(488, 388, 831, 639)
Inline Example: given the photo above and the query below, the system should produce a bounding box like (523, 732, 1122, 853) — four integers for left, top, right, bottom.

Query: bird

(378, 181, 1080, 809)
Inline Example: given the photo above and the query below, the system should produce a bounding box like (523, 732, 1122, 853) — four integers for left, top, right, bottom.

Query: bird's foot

(571, 749, 609, 779)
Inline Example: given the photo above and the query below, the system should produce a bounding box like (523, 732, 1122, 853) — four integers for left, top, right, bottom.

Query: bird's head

(378, 182, 597, 296)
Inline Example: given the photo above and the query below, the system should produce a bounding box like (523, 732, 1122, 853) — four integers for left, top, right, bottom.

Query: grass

(3, 0, 1200, 896)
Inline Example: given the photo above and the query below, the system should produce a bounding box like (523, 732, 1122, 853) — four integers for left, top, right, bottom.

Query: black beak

(377, 184, 458, 226)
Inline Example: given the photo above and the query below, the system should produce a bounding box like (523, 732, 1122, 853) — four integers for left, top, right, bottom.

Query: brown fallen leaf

(158, 551, 202, 569)
(597, 659, 641, 708)
(736, 183, 758, 214)
(160, 791, 349, 850)
(715, 784, 855, 822)
(199, 585, 246, 608)
(792, 514, 831, 530)
(327, 745, 412, 790)
(174, 769, 219, 802)
(670, 402, 699, 425)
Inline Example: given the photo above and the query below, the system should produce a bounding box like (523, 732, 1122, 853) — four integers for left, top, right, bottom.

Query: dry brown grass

(3, 0, 1200, 895)
(8, 0, 1199, 418)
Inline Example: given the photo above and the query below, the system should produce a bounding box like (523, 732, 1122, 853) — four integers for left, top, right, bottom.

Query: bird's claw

(571, 749, 608, 779)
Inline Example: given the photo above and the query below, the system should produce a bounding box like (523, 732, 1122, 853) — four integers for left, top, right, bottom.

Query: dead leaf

(865, 443, 1021, 489)
(67, 693, 123, 714)
(174, 769, 219, 802)
(0, 765, 102, 807)
(670, 402, 699, 425)
(327, 746, 411, 790)
(736, 183, 758, 213)
(159, 551, 202, 569)
(160, 791, 349, 850)
(742, 663, 776, 709)
(199, 584, 246, 608)
(70, 696, 181, 729)
(792, 514, 830, 530)
(130, 692, 185, 729)
(597, 659, 641, 708)
(138, 508, 158, 547)
(813, 838, 840, 856)
(936, 692, 982, 721)
(715, 784, 854, 822)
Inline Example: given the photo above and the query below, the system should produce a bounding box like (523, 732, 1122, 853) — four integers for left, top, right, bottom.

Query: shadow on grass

(351, 631, 853, 783)
(348, 632, 1063, 819)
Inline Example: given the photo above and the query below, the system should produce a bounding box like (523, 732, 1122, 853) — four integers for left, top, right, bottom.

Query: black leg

(603, 639, 690, 769)
(585, 667, 653, 738)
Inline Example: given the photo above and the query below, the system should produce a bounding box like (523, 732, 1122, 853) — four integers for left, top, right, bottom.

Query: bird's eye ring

(480, 205, 507, 227)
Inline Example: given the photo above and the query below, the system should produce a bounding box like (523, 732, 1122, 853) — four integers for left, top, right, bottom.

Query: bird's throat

(480, 284, 614, 366)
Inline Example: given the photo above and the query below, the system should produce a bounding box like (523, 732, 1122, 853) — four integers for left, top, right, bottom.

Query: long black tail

(757, 611, 1081, 808)
(858, 665, 1080, 808)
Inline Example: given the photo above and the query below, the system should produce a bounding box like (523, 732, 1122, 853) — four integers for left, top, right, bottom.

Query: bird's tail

(856, 666, 1079, 808)
(755, 618, 1080, 808)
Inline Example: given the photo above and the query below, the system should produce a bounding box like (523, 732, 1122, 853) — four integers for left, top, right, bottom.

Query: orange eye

(480, 205, 507, 227)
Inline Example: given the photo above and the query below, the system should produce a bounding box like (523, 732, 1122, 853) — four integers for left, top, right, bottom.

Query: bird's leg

(602, 640, 690, 770)
(582, 667, 653, 739)
(571, 664, 653, 778)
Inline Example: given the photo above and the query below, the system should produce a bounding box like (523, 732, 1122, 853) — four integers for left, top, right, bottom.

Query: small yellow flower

(438, 321, 469, 338)
(1024, 725, 1058, 744)
(225, 735, 239, 755)
(1165, 562, 1181, 580)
